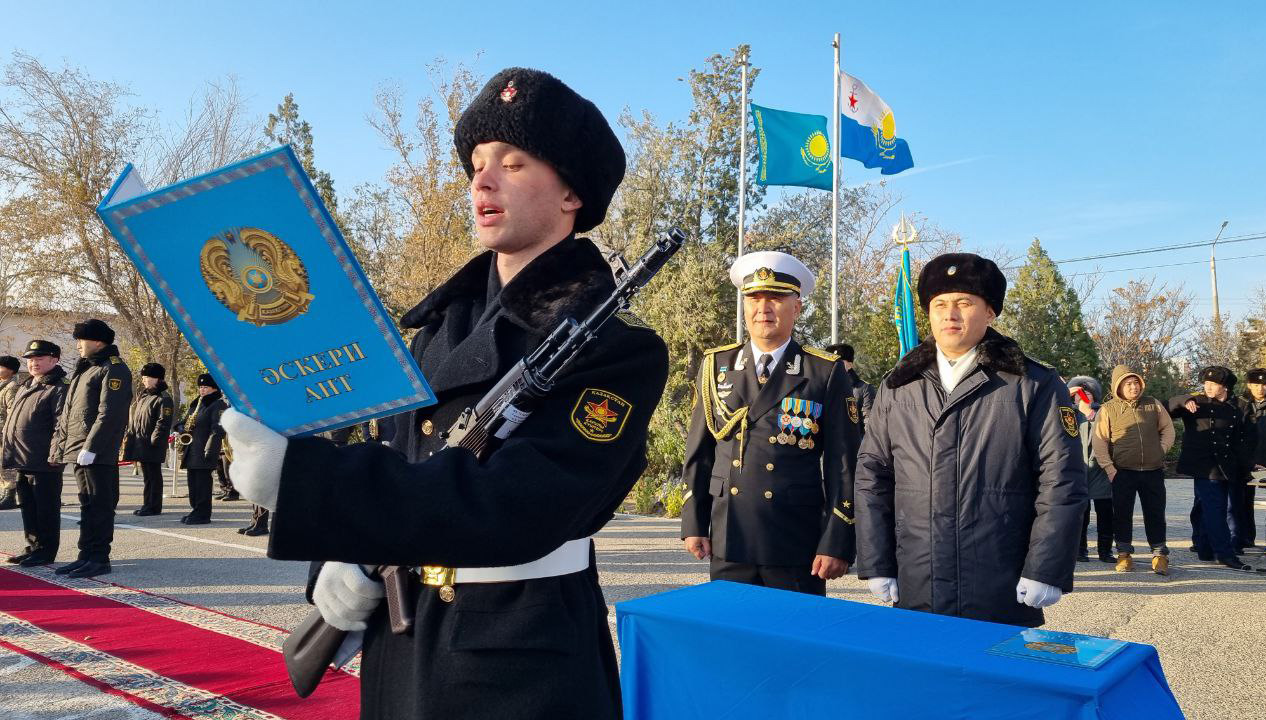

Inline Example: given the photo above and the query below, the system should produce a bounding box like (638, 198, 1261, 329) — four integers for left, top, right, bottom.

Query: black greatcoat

(122, 383, 175, 463)
(854, 329, 1086, 628)
(177, 392, 228, 470)
(679, 340, 860, 566)
(268, 236, 669, 720)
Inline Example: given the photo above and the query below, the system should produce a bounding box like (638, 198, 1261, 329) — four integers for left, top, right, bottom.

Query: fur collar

(400, 235, 614, 333)
(886, 327, 1028, 389)
(143, 381, 169, 396)
(34, 365, 66, 386)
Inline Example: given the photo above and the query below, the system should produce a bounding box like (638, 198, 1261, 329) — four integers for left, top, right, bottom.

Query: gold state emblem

(201, 227, 313, 327)
(800, 130, 831, 174)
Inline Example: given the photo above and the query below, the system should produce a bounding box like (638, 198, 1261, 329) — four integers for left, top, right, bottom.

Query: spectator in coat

(1068, 376, 1114, 563)
(1091, 365, 1175, 575)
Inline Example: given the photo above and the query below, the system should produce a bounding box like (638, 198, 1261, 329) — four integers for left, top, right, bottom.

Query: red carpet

(0, 565, 359, 719)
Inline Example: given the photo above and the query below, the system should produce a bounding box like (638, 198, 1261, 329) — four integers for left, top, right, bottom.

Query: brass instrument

(174, 433, 193, 448)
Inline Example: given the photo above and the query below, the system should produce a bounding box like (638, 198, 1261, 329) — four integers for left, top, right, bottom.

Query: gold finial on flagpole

(892, 212, 919, 247)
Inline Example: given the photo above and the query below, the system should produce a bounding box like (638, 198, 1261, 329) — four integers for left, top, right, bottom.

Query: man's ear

(562, 187, 583, 213)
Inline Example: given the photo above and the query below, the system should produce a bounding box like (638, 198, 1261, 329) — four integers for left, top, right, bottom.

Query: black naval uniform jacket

(51, 344, 132, 465)
(1, 366, 69, 473)
(177, 392, 228, 470)
(847, 368, 876, 434)
(1168, 393, 1256, 480)
(680, 339, 860, 566)
(122, 382, 175, 464)
(854, 329, 1086, 628)
(268, 236, 669, 720)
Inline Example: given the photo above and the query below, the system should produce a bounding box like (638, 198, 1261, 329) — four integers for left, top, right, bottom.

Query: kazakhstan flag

(893, 245, 920, 357)
(751, 104, 833, 190)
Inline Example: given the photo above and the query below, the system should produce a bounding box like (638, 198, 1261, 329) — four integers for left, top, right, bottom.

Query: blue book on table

(96, 145, 434, 436)
(987, 628, 1128, 669)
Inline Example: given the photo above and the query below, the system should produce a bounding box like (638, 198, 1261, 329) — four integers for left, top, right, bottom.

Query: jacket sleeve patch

(109, 378, 123, 391)
(1059, 406, 1078, 437)
(571, 388, 632, 443)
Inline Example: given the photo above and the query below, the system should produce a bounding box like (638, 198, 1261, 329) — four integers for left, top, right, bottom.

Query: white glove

(76, 449, 96, 466)
(313, 562, 384, 631)
(867, 577, 899, 603)
(220, 408, 286, 511)
(1016, 577, 1063, 608)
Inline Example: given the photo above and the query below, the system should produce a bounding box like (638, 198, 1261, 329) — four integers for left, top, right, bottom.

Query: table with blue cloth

(616, 582, 1182, 720)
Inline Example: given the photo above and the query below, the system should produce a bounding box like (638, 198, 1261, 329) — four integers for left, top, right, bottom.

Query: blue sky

(5, 2, 1265, 321)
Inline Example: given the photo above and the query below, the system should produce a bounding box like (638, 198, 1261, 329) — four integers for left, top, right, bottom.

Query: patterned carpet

(0, 565, 359, 719)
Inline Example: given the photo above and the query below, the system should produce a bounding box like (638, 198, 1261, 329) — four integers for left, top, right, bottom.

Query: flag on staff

(838, 71, 914, 175)
(751, 103, 833, 190)
(893, 244, 920, 357)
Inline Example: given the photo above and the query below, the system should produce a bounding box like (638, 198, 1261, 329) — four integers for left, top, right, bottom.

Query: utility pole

(1210, 220, 1228, 325)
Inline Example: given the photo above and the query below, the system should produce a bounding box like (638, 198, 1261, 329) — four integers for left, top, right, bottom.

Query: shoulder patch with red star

(1059, 406, 1078, 437)
(571, 388, 632, 443)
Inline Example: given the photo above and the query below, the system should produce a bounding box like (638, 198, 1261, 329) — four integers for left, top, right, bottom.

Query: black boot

(0, 487, 16, 510)
(1077, 547, 1090, 562)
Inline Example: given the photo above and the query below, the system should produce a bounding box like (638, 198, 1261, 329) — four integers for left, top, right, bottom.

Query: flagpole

(830, 33, 841, 344)
(737, 47, 749, 341)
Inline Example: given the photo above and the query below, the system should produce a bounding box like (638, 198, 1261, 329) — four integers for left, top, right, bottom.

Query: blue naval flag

(894, 245, 920, 357)
(839, 71, 914, 175)
(751, 103, 833, 190)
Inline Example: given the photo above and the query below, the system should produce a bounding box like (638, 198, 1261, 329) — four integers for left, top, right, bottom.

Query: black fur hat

(917, 253, 1007, 315)
(140, 362, 166, 380)
(1247, 368, 1266, 385)
(1199, 365, 1236, 390)
(72, 318, 115, 344)
(824, 343, 855, 362)
(196, 373, 219, 390)
(454, 67, 625, 234)
(0, 355, 17, 372)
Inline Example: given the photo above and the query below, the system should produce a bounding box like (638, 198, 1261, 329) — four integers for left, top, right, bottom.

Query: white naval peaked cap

(729, 251, 814, 297)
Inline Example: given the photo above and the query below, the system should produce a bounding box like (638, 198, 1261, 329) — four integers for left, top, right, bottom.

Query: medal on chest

(772, 397, 823, 449)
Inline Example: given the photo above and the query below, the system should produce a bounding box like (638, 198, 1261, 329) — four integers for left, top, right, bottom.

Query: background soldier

(1, 341, 69, 566)
(122, 363, 174, 516)
(0, 355, 22, 510)
(1239, 368, 1266, 551)
(175, 374, 228, 525)
(222, 68, 667, 719)
(1169, 367, 1258, 570)
(824, 342, 874, 435)
(680, 251, 859, 596)
(856, 253, 1086, 627)
(50, 319, 131, 579)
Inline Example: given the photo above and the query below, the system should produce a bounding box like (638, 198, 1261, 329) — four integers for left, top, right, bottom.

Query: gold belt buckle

(420, 565, 456, 603)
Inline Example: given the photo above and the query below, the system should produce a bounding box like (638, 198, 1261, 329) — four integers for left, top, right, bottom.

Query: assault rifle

(283, 229, 686, 697)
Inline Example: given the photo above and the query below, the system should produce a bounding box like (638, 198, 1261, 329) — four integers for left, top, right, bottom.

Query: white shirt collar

(936, 343, 980, 395)
(750, 337, 792, 374)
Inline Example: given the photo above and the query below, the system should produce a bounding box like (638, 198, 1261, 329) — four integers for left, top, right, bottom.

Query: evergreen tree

(264, 94, 338, 214)
(996, 238, 1099, 378)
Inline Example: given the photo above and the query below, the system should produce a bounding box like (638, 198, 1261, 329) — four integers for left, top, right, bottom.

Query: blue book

(987, 628, 1128, 669)
(97, 145, 435, 437)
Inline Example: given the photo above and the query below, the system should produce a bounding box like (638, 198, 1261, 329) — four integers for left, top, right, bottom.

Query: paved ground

(2, 467, 1265, 719)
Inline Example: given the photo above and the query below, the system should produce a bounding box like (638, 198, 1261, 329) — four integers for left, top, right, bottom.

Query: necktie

(757, 354, 772, 384)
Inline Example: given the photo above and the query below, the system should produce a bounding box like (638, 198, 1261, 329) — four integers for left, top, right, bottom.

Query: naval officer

(680, 251, 860, 595)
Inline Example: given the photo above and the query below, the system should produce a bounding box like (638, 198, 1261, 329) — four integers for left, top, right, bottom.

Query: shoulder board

(61, 378, 71, 384)
(704, 342, 742, 355)
(616, 310, 653, 331)
(109, 356, 121, 364)
(1024, 354, 1055, 371)
(803, 347, 840, 362)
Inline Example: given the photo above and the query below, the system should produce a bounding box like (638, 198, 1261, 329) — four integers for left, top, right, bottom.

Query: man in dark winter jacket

(824, 342, 874, 435)
(1238, 368, 1266, 549)
(175, 374, 228, 525)
(855, 253, 1086, 628)
(1, 341, 69, 565)
(1068, 376, 1114, 564)
(122, 363, 174, 516)
(50, 319, 132, 578)
(1169, 367, 1258, 571)
(221, 68, 669, 719)
(0, 354, 22, 510)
